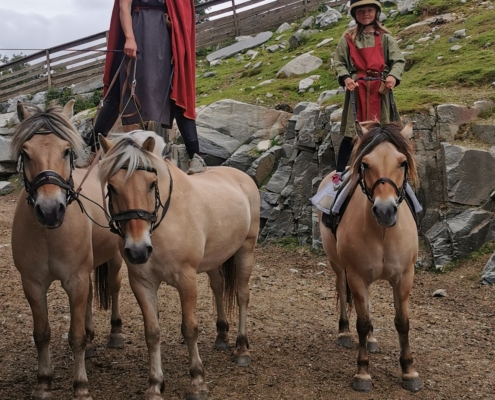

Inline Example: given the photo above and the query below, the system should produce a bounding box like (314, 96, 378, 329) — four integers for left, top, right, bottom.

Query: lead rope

(119, 56, 146, 129)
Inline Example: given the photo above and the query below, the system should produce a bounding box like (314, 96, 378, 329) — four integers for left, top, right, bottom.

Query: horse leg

(367, 323, 380, 353)
(348, 279, 373, 392)
(332, 263, 352, 348)
(84, 279, 95, 359)
(391, 274, 422, 392)
(22, 278, 53, 400)
(233, 241, 255, 367)
(107, 255, 125, 348)
(63, 275, 92, 400)
(177, 269, 208, 400)
(207, 268, 230, 350)
(129, 275, 164, 400)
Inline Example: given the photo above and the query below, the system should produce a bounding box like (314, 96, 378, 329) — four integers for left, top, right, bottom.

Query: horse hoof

(107, 334, 125, 348)
(367, 341, 380, 353)
(234, 355, 251, 367)
(84, 347, 95, 359)
(337, 336, 352, 348)
(186, 391, 208, 400)
(214, 340, 230, 351)
(402, 377, 422, 392)
(352, 378, 373, 392)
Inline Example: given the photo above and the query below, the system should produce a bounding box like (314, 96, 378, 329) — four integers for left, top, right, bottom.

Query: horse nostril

(147, 246, 153, 257)
(372, 205, 378, 215)
(34, 204, 43, 219)
(393, 205, 398, 213)
(57, 203, 66, 218)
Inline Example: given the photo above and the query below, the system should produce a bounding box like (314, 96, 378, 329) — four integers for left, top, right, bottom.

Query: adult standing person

(332, 0, 405, 186)
(92, 0, 205, 174)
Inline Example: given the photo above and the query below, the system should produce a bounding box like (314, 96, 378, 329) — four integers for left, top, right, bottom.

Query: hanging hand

(124, 38, 138, 59)
(385, 75, 397, 90)
(344, 77, 359, 91)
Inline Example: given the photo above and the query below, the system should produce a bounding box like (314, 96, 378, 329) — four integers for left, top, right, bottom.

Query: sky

(0, 0, 273, 60)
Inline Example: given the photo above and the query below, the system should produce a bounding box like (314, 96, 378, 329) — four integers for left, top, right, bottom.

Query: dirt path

(0, 189, 494, 399)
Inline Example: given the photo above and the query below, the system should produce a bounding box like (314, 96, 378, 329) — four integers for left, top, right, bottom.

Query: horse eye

(400, 161, 408, 169)
(150, 181, 157, 190)
(361, 162, 369, 169)
(107, 184, 116, 194)
(63, 148, 71, 158)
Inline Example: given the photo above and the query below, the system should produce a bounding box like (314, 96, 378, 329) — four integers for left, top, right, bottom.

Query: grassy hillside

(195, 0, 495, 115)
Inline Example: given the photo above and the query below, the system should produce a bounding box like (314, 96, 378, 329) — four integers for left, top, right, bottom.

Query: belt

(133, 5, 171, 28)
(133, 5, 167, 12)
(357, 70, 382, 78)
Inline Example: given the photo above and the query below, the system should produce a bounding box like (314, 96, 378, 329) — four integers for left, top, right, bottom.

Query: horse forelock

(11, 104, 86, 161)
(99, 134, 166, 184)
(350, 122, 418, 187)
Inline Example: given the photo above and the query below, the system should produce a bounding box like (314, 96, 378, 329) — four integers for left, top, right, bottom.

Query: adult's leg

(90, 94, 120, 151)
(174, 106, 199, 159)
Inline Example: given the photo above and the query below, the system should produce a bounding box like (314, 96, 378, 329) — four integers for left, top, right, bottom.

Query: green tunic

(334, 30, 405, 137)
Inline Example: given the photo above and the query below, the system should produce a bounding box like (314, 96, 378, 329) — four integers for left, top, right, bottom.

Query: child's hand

(385, 75, 396, 89)
(344, 77, 358, 91)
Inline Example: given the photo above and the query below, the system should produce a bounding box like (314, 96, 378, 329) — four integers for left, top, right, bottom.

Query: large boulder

(481, 252, 495, 285)
(266, 159, 293, 194)
(247, 152, 276, 187)
(315, 9, 342, 28)
(276, 53, 323, 78)
(226, 144, 258, 172)
(442, 143, 495, 206)
(206, 32, 273, 62)
(425, 209, 495, 269)
(196, 100, 291, 144)
(197, 126, 241, 160)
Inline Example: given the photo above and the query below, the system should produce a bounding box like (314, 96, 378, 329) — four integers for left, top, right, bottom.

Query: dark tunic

(120, 0, 173, 127)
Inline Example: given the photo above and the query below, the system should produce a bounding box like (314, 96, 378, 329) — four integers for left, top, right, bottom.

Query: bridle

(20, 130, 78, 207)
(358, 161, 408, 206)
(107, 165, 173, 238)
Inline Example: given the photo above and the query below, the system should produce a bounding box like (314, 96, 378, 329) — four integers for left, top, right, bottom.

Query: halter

(107, 165, 173, 238)
(358, 161, 408, 206)
(20, 129, 78, 207)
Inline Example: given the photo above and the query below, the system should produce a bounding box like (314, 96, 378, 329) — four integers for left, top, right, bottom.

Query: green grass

(195, 2, 495, 115)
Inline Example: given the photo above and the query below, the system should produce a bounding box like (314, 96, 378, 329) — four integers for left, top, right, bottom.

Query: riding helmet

(349, 0, 382, 20)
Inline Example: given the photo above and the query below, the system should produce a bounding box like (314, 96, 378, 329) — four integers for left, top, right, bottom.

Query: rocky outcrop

(206, 32, 273, 62)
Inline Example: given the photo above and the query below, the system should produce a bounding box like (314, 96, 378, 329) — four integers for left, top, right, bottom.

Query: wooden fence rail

(0, 0, 346, 102)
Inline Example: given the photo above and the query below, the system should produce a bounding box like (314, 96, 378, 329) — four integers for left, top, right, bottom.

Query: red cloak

(103, 0, 197, 120)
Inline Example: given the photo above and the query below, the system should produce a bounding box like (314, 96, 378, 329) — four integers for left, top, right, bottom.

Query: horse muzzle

(372, 198, 398, 227)
(124, 236, 154, 264)
(33, 193, 67, 228)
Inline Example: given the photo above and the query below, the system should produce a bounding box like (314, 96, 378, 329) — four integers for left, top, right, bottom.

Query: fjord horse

(98, 131, 260, 400)
(11, 102, 125, 400)
(318, 122, 422, 392)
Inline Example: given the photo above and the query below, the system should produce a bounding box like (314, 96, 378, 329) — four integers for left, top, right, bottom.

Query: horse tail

(345, 269, 353, 311)
(221, 256, 238, 316)
(94, 263, 112, 311)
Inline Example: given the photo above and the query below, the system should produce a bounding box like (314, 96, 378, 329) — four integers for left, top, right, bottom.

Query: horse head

(11, 100, 85, 228)
(351, 122, 417, 227)
(99, 131, 169, 264)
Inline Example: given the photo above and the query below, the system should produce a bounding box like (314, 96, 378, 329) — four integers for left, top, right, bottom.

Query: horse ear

(17, 101, 31, 121)
(142, 136, 156, 153)
(400, 122, 414, 140)
(99, 134, 113, 154)
(355, 121, 368, 138)
(61, 99, 75, 119)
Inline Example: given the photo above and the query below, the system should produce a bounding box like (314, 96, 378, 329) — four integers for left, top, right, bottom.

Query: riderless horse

(317, 122, 422, 392)
(11, 101, 125, 400)
(98, 131, 260, 399)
